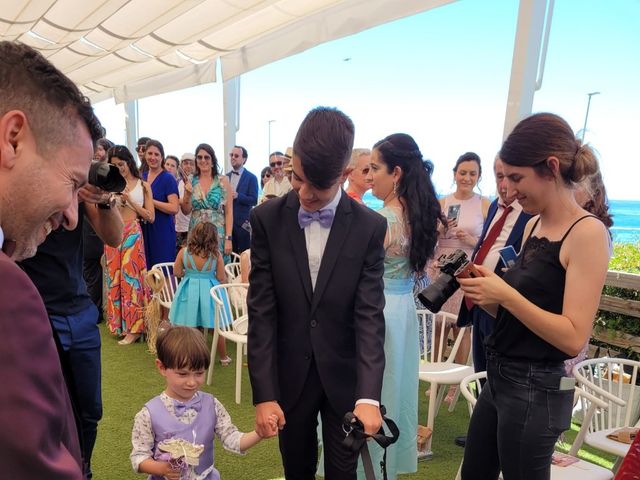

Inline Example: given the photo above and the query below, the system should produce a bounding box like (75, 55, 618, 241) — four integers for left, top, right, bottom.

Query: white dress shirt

(481, 199, 523, 272)
(302, 189, 341, 290)
(229, 166, 244, 190)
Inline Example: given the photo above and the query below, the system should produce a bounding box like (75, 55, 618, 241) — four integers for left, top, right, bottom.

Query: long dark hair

(373, 133, 444, 272)
(140, 139, 165, 174)
(107, 145, 140, 179)
(194, 143, 219, 178)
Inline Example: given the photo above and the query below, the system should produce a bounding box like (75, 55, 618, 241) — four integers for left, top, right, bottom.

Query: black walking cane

(342, 406, 400, 480)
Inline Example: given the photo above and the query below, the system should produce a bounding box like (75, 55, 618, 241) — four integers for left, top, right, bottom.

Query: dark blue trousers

(51, 304, 102, 478)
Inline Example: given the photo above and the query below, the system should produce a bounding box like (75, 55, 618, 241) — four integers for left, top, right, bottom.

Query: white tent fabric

(1, 0, 454, 103)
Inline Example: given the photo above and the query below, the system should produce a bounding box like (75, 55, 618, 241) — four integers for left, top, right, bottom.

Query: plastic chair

(207, 283, 249, 404)
(417, 309, 474, 455)
(456, 371, 613, 480)
(224, 262, 241, 283)
(570, 357, 640, 468)
(150, 262, 179, 309)
(230, 251, 242, 264)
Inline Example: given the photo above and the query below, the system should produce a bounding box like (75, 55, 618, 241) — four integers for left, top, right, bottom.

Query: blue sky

(95, 0, 640, 200)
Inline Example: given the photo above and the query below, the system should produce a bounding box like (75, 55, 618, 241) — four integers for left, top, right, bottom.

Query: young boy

(131, 326, 275, 479)
(248, 107, 388, 479)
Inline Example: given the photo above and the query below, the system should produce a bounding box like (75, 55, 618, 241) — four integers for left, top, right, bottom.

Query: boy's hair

(187, 222, 219, 258)
(293, 106, 355, 189)
(156, 326, 210, 371)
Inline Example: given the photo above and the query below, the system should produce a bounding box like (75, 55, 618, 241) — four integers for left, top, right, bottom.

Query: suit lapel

(285, 193, 313, 304)
(310, 193, 352, 315)
(472, 199, 498, 260)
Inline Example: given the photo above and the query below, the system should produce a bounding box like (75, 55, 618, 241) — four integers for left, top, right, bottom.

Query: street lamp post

(268, 119, 276, 157)
(581, 91, 600, 142)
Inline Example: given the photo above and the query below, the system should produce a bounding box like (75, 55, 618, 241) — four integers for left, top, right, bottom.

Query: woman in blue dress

(363, 133, 443, 478)
(180, 143, 233, 264)
(140, 139, 180, 269)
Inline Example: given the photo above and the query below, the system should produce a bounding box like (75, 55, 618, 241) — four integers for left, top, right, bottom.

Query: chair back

(573, 357, 640, 432)
(230, 252, 242, 264)
(459, 371, 487, 415)
(210, 283, 249, 334)
(224, 262, 241, 282)
(150, 262, 178, 309)
(417, 309, 468, 364)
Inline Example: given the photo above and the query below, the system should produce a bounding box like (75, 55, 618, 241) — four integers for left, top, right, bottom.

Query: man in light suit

(457, 157, 533, 372)
(227, 145, 258, 253)
(0, 41, 104, 478)
(248, 107, 387, 479)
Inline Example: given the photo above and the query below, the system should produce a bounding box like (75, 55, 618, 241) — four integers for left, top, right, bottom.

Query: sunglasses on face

(196, 154, 211, 161)
(230, 153, 242, 159)
(263, 173, 272, 178)
(137, 146, 146, 152)
(270, 161, 283, 167)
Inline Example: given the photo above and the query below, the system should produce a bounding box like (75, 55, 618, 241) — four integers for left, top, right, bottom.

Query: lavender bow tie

(173, 396, 202, 417)
(298, 208, 334, 229)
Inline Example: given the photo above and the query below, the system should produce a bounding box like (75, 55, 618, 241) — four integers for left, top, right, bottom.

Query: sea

(362, 194, 640, 245)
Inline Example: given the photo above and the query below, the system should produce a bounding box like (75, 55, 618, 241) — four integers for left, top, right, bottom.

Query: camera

(88, 161, 126, 193)
(417, 249, 480, 313)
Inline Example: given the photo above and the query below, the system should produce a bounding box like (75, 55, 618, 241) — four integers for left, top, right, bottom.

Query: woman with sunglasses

(181, 143, 233, 265)
(260, 151, 292, 203)
(260, 166, 272, 189)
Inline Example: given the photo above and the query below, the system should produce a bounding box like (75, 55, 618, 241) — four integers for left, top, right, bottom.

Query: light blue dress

(168, 251, 221, 328)
(357, 205, 419, 479)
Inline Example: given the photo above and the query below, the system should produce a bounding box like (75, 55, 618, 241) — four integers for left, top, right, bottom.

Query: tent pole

(124, 100, 139, 158)
(222, 76, 241, 174)
(502, 0, 552, 140)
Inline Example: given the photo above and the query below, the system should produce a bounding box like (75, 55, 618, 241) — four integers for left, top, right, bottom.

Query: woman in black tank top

(458, 113, 611, 480)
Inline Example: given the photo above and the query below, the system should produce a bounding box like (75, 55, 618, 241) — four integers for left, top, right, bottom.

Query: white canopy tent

(1, 0, 553, 158)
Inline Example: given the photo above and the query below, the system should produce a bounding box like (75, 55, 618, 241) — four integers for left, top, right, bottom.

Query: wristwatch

(225, 235, 232, 241)
(98, 194, 116, 210)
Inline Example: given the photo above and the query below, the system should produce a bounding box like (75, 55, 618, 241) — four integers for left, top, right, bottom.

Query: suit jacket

(457, 199, 532, 327)
(227, 169, 258, 227)
(0, 251, 83, 478)
(247, 191, 387, 415)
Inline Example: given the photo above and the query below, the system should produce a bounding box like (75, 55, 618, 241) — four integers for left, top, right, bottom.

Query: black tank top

(486, 215, 597, 362)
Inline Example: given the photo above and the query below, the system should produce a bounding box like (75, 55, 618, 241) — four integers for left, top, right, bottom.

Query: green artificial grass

(93, 324, 614, 479)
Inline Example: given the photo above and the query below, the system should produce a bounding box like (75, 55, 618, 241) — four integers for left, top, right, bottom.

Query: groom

(248, 107, 387, 479)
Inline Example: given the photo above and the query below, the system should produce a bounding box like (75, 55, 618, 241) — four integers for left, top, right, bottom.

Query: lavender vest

(146, 392, 218, 480)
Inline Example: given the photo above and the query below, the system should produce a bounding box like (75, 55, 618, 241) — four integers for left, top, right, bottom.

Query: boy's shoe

(220, 356, 232, 366)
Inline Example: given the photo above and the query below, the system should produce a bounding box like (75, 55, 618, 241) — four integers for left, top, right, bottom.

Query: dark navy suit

(227, 168, 258, 253)
(457, 199, 532, 372)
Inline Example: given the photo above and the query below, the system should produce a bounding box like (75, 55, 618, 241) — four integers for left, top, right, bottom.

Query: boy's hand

(255, 401, 285, 438)
(160, 462, 180, 480)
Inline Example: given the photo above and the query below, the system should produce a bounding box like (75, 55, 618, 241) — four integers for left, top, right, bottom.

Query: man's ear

(0, 110, 27, 171)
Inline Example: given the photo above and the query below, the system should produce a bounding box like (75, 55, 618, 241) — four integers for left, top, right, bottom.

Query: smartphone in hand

(447, 204, 461, 226)
(498, 245, 518, 268)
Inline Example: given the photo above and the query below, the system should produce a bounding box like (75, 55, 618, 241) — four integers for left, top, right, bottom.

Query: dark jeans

(471, 308, 495, 372)
(83, 257, 103, 323)
(461, 352, 574, 480)
(51, 304, 102, 478)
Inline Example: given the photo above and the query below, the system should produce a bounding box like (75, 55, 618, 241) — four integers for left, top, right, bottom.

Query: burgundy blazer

(0, 251, 83, 478)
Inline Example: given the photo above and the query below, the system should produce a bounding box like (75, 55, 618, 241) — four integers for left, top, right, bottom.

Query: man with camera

(0, 40, 111, 479)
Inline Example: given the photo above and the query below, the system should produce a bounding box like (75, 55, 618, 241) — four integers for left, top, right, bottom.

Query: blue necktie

(173, 395, 202, 417)
(298, 208, 334, 229)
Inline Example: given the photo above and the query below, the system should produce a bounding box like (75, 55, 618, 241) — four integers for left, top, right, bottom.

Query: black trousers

(232, 223, 250, 254)
(83, 257, 103, 323)
(278, 360, 358, 480)
(461, 352, 574, 480)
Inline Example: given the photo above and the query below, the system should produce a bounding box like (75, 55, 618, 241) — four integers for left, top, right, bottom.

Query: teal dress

(189, 176, 229, 264)
(168, 251, 222, 329)
(357, 205, 419, 479)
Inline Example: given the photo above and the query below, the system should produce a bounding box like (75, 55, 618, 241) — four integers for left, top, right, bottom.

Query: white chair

(207, 283, 249, 404)
(150, 262, 179, 309)
(570, 357, 640, 469)
(417, 309, 474, 454)
(224, 262, 241, 283)
(230, 251, 242, 264)
(457, 371, 613, 480)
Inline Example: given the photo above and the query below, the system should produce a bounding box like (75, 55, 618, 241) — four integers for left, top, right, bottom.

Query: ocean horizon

(362, 194, 639, 245)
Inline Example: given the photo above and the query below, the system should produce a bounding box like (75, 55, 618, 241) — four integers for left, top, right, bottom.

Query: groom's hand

(255, 401, 285, 438)
(353, 403, 382, 435)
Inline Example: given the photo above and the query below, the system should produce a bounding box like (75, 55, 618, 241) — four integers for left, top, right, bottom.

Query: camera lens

(88, 162, 126, 193)
(417, 273, 460, 313)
